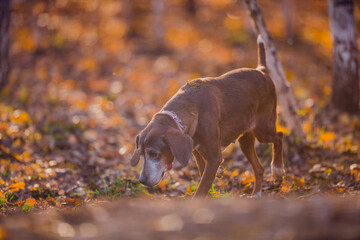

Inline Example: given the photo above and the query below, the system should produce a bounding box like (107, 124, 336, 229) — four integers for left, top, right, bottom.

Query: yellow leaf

(276, 124, 289, 135)
(324, 168, 332, 176)
(22, 151, 31, 162)
(0, 192, 7, 203)
(320, 132, 335, 142)
(294, 86, 310, 99)
(223, 16, 242, 31)
(10, 110, 29, 123)
(295, 177, 305, 188)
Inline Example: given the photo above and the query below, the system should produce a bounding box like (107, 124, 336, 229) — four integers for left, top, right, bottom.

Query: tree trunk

(186, 0, 196, 15)
(0, 0, 11, 91)
(328, 0, 359, 114)
(152, 0, 165, 50)
(244, 0, 305, 142)
(123, 0, 136, 37)
(283, 0, 294, 44)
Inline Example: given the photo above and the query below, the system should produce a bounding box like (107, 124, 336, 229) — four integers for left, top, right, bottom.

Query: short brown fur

(131, 35, 284, 198)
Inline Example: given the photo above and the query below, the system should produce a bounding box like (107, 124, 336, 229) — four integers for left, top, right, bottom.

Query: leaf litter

(0, 0, 359, 215)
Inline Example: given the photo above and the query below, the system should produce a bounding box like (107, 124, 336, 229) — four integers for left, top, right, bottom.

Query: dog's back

(171, 36, 276, 147)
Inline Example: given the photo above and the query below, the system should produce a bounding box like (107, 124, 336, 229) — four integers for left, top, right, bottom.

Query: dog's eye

(146, 150, 159, 158)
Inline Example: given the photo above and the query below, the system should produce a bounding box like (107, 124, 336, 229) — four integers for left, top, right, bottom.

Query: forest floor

(0, 0, 359, 227)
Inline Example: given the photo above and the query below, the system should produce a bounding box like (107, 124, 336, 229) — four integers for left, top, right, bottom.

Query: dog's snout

(139, 175, 147, 185)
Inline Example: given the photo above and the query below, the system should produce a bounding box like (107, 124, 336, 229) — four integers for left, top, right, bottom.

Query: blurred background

(0, 0, 359, 213)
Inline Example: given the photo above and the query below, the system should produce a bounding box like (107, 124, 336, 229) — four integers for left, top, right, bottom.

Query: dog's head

(130, 124, 193, 187)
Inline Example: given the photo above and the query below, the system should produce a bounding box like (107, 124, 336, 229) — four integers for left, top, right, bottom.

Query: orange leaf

(231, 170, 239, 177)
(157, 180, 167, 191)
(10, 110, 29, 123)
(240, 171, 255, 185)
(303, 122, 312, 133)
(276, 124, 289, 135)
(336, 187, 345, 193)
(320, 132, 335, 142)
(13, 153, 22, 161)
(15, 201, 25, 206)
(8, 182, 25, 192)
(25, 198, 37, 207)
(280, 180, 292, 194)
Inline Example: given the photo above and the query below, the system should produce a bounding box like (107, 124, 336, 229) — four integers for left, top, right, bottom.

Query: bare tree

(328, 0, 359, 114)
(244, 0, 305, 141)
(0, 0, 11, 90)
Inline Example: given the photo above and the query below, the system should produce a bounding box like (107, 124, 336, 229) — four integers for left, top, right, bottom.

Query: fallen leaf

(8, 182, 25, 192)
(320, 132, 335, 142)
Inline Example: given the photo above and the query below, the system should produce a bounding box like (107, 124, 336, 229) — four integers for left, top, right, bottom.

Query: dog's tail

(257, 35, 266, 68)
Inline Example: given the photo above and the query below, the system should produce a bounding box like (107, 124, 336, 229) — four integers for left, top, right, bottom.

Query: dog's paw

(249, 191, 262, 199)
(271, 165, 285, 183)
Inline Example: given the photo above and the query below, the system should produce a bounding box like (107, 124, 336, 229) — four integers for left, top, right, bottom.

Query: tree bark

(152, 0, 165, 50)
(123, 0, 137, 37)
(244, 0, 305, 142)
(0, 0, 11, 91)
(283, 0, 294, 44)
(186, 0, 196, 15)
(328, 0, 359, 114)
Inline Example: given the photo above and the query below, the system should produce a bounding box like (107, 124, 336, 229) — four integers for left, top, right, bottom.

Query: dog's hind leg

(193, 150, 205, 177)
(254, 115, 284, 183)
(239, 131, 264, 196)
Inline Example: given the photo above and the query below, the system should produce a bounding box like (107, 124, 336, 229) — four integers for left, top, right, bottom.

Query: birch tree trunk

(0, 0, 11, 90)
(328, 0, 359, 114)
(244, 0, 305, 141)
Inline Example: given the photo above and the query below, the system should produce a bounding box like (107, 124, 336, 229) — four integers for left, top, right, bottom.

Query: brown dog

(130, 35, 284, 198)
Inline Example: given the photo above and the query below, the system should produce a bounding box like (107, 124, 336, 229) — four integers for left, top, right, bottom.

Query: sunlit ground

(0, 0, 359, 215)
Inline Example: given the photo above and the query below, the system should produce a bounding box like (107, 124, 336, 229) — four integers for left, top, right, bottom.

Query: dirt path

(2, 197, 360, 240)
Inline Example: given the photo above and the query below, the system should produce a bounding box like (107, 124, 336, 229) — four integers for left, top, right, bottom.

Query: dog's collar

(158, 110, 185, 134)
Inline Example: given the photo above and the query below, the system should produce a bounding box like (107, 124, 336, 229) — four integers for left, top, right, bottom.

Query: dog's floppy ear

(165, 129, 193, 167)
(130, 135, 141, 166)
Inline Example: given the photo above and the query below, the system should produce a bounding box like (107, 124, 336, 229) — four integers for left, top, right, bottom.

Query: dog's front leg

(193, 150, 205, 177)
(193, 147, 222, 198)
